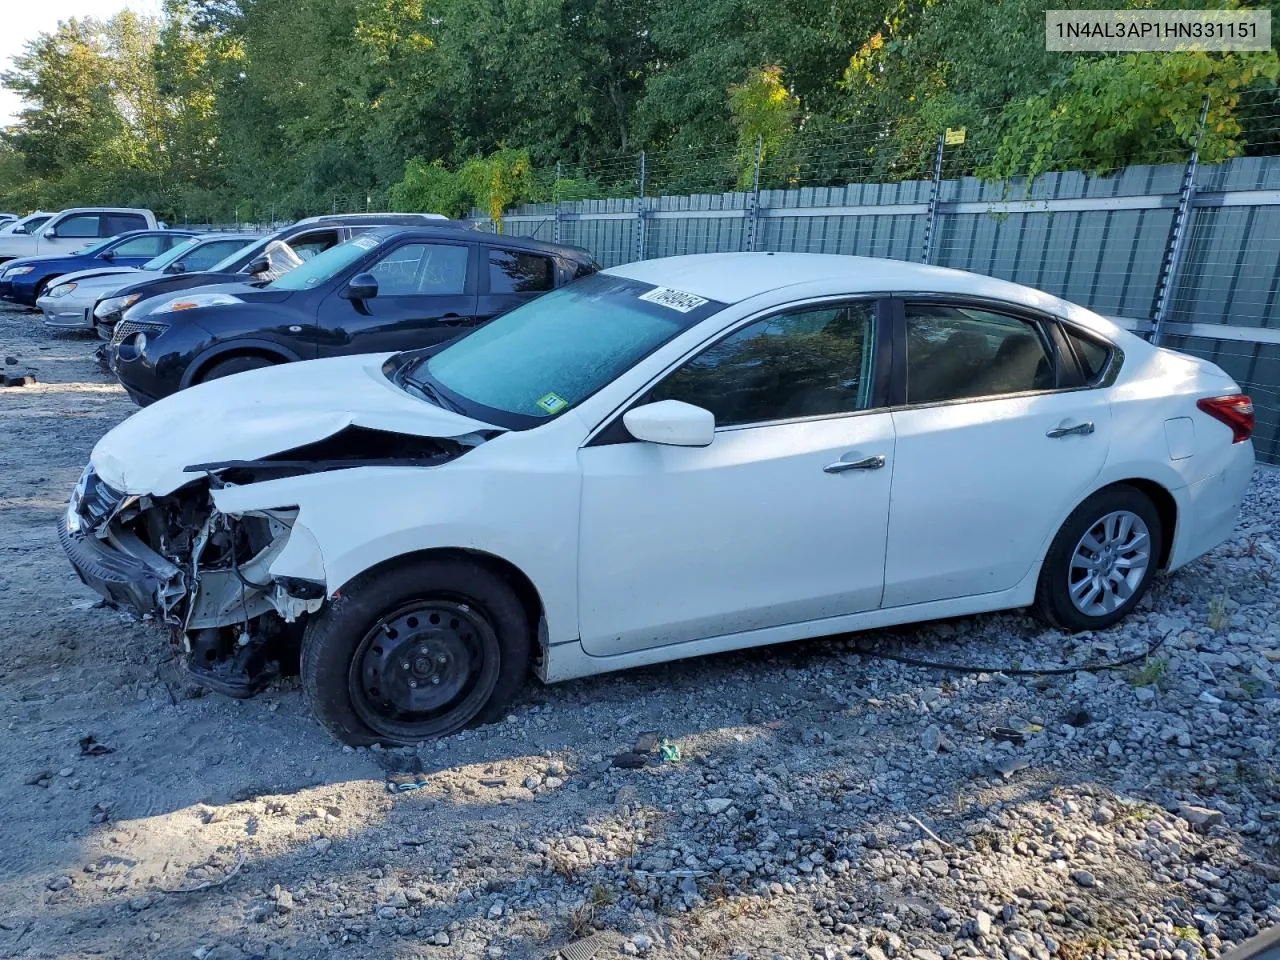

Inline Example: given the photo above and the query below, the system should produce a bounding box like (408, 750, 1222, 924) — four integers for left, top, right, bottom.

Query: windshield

(142, 236, 201, 271)
(407, 273, 725, 427)
(267, 234, 381, 291)
(75, 236, 121, 256)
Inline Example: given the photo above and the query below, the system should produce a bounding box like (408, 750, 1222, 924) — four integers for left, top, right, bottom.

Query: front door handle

(1046, 420, 1095, 439)
(438, 313, 470, 326)
(823, 454, 886, 474)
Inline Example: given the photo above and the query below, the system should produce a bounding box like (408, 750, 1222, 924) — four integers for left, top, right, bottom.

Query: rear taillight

(1197, 394, 1254, 443)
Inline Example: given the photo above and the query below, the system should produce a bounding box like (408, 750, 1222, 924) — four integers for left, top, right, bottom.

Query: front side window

(649, 303, 877, 426)
(54, 214, 100, 238)
(181, 239, 257, 272)
(109, 234, 169, 258)
(408, 273, 725, 426)
(488, 248, 554, 293)
(369, 243, 469, 296)
(905, 303, 1056, 405)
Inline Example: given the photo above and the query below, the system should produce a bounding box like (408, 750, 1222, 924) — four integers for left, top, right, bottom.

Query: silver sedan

(39, 233, 261, 330)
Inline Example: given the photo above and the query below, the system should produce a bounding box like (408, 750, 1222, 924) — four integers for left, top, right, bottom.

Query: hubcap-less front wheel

(1068, 510, 1151, 617)
(348, 599, 500, 741)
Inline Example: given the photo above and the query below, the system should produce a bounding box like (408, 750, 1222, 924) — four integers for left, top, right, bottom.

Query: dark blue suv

(0, 230, 195, 306)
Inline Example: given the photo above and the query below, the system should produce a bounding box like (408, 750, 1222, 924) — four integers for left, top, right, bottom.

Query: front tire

(1033, 485, 1163, 632)
(301, 558, 530, 746)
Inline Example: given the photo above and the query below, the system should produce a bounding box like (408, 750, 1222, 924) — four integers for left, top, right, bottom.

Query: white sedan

(61, 253, 1255, 745)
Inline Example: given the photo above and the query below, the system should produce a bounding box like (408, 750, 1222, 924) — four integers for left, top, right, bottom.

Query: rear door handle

(1046, 420, 1095, 439)
(823, 454, 886, 474)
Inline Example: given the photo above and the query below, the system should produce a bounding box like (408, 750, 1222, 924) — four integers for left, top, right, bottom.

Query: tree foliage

(0, 0, 1277, 219)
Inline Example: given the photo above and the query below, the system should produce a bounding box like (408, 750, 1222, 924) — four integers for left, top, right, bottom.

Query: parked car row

(55, 233, 1256, 746)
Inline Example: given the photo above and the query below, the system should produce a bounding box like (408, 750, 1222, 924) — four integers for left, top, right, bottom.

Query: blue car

(0, 230, 196, 306)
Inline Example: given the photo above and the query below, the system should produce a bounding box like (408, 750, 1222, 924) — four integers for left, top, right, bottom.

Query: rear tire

(198, 355, 277, 383)
(301, 557, 530, 746)
(1033, 485, 1163, 631)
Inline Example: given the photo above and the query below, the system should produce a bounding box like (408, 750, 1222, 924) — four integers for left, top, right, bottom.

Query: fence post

(553, 160, 563, 245)
(1151, 96, 1210, 346)
(745, 133, 763, 252)
(921, 133, 945, 264)
(635, 151, 648, 261)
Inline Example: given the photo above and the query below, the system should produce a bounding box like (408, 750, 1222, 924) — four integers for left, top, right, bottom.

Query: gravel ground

(1, 302, 1278, 960)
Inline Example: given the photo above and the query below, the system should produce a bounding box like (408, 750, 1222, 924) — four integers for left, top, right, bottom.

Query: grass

(1129, 656, 1169, 689)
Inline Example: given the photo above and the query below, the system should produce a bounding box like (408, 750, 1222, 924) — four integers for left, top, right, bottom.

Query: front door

(577, 299, 895, 657)
(318, 240, 477, 357)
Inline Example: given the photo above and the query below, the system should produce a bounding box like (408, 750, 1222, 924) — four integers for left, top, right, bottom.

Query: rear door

(317, 238, 477, 356)
(882, 298, 1111, 607)
(475, 246, 556, 325)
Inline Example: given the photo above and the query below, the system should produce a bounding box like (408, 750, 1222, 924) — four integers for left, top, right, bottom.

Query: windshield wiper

(404, 373, 464, 413)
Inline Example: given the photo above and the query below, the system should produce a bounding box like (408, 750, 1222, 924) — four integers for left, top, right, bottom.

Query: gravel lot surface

(1, 302, 1278, 960)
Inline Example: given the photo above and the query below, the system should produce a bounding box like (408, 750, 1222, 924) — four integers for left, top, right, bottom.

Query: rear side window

(55, 214, 101, 238)
(1064, 327, 1112, 384)
(905, 303, 1057, 405)
(104, 213, 148, 234)
(488, 248, 554, 293)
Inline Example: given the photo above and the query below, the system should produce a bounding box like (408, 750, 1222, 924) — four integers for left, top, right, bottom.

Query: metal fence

(477, 150, 1280, 465)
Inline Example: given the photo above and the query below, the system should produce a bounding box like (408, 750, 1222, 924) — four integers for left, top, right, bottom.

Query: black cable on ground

(851, 631, 1169, 676)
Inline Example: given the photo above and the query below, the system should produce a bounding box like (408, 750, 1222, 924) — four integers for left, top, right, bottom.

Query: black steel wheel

(302, 557, 531, 745)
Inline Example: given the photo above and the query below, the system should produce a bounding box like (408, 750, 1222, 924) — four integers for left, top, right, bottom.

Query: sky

(1, 0, 165, 126)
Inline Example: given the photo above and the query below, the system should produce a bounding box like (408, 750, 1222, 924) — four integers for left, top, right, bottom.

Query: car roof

(366, 226, 595, 260)
(293, 212, 455, 226)
(607, 253, 1079, 314)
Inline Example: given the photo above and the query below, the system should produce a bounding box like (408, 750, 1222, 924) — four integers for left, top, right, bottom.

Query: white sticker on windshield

(351, 235, 381, 250)
(638, 286, 709, 313)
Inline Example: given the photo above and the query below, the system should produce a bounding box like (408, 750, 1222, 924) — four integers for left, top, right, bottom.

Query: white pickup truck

(0, 208, 158, 264)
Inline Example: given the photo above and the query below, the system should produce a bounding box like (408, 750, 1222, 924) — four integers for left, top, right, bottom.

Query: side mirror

(100, 250, 115, 261)
(12, 225, 26, 235)
(342, 273, 379, 301)
(246, 255, 271, 276)
(623, 400, 715, 447)
(42, 226, 57, 238)
(164, 262, 186, 274)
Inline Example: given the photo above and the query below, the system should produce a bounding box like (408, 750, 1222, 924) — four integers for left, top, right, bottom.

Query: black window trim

(584, 294, 895, 447)
(1059, 320, 1124, 388)
(481, 245, 556, 296)
(887, 293, 1123, 411)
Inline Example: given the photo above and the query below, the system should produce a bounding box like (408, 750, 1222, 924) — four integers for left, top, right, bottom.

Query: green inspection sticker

(537, 392, 568, 413)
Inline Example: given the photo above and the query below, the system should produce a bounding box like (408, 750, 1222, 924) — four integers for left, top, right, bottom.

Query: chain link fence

(468, 94, 1280, 464)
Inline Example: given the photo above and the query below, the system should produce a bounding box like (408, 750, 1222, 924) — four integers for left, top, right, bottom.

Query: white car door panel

(882, 300, 1112, 608)
(576, 298, 893, 658)
(577, 413, 896, 656)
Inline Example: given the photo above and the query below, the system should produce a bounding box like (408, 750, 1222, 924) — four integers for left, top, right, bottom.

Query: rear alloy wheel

(199, 355, 277, 382)
(301, 558, 530, 746)
(1033, 486, 1163, 631)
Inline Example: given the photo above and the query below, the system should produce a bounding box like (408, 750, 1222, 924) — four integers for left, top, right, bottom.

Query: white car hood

(57, 266, 146, 288)
(92, 353, 502, 495)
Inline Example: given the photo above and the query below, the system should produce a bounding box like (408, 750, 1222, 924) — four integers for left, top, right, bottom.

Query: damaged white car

(62, 253, 1255, 745)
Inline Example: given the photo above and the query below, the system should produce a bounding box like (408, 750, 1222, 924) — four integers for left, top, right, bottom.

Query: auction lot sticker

(638, 286, 709, 313)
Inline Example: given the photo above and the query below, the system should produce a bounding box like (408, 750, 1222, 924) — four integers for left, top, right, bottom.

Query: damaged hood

(93, 353, 502, 495)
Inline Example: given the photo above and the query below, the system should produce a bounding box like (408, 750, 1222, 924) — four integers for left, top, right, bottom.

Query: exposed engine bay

(61, 426, 483, 698)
